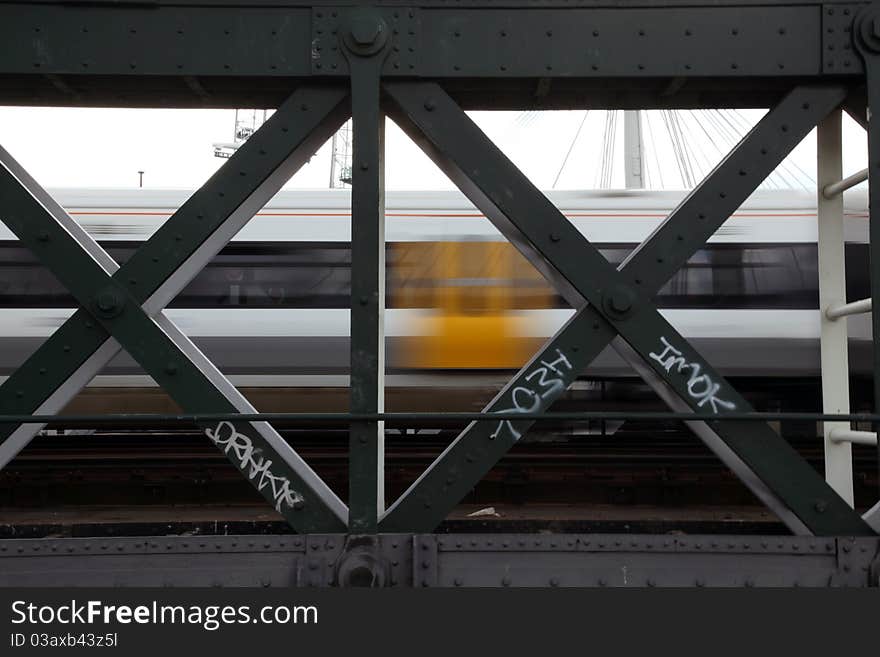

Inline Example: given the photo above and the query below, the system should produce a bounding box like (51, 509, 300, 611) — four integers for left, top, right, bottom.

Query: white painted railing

(825, 297, 872, 321)
(822, 166, 867, 198)
(829, 428, 879, 446)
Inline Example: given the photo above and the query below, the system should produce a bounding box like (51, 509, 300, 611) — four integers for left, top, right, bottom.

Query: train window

(0, 242, 869, 311)
(171, 245, 351, 308)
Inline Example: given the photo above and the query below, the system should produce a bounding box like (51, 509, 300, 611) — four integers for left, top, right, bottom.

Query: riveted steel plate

(2, 534, 876, 587)
(822, 3, 864, 74)
(311, 6, 419, 75)
(0, 6, 312, 77)
(0, 536, 307, 587)
(431, 534, 880, 587)
(0, 3, 826, 80)
(419, 6, 821, 77)
(413, 535, 439, 587)
(303, 534, 344, 586)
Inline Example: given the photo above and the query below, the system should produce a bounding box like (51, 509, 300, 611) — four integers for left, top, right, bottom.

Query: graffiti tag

(648, 337, 736, 413)
(490, 349, 574, 441)
(205, 421, 304, 512)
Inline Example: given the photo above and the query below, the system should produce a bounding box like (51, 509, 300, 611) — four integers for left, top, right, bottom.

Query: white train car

(0, 187, 871, 390)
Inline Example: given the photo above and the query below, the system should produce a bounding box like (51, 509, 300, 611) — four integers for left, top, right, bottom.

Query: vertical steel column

(855, 6, 880, 496)
(817, 110, 855, 506)
(342, 11, 389, 532)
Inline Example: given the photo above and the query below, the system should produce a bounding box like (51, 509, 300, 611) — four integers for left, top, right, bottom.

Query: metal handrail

(829, 428, 879, 446)
(8, 411, 880, 425)
(822, 167, 868, 198)
(826, 297, 872, 320)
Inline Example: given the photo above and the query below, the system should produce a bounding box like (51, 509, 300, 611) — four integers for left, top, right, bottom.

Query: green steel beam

(0, 86, 350, 532)
(0, 1, 865, 111)
(381, 80, 874, 536)
(343, 10, 391, 533)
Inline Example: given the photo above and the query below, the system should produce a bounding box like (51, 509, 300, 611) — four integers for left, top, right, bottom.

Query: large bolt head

(855, 7, 880, 54)
(96, 291, 118, 313)
(351, 16, 382, 46)
(336, 546, 386, 587)
(341, 10, 388, 56)
(609, 290, 632, 314)
(93, 287, 124, 318)
(603, 284, 636, 318)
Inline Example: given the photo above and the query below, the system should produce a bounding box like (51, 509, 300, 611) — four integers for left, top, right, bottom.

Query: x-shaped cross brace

(0, 87, 351, 532)
(380, 81, 875, 536)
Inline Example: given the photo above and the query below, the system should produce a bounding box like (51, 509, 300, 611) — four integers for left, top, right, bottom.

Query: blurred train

(0, 187, 872, 405)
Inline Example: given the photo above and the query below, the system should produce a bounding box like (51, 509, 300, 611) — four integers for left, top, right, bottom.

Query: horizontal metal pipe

(822, 167, 868, 198)
(825, 297, 872, 320)
(829, 428, 878, 446)
(6, 411, 880, 425)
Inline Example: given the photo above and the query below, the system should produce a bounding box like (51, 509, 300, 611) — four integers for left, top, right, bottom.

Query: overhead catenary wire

(671, 110, 699, 187)
(711, 109, 802, 189)
(527, 107, 819, 192)
(661, 109, 695, 187)
(596, 110, 618, 188)
(552, 110, 589, 189)
(731, 109, 815, 190)
(642, 111, 665, 188)
(676, 111, 719, 180)
(691, 110, 779, 190)
(702, 109, 785, 189)
(641, 112, 653, 188)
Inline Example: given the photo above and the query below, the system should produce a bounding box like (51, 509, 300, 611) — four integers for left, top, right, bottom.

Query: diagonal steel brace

(0, 87, 350, 532)
(381, 81, 874, 536)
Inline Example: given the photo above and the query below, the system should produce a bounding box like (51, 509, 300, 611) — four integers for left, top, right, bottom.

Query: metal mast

(623, 110, 645, 189)
(213, 109, 270, 159)
(329, 120, 353, 188)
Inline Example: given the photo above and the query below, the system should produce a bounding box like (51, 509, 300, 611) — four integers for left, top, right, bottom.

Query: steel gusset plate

(0, 86, 351, 533)
(380, 81, 875, 537)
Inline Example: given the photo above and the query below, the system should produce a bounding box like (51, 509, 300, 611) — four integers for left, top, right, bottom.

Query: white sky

(0, 105, 868, 193)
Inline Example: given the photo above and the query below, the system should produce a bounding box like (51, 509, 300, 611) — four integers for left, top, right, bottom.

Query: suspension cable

(553, 110, 589, 189)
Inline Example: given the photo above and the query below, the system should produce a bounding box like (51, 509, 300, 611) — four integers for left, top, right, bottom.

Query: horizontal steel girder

(0, 534, 876, 587)
(0, 2, 867, 108)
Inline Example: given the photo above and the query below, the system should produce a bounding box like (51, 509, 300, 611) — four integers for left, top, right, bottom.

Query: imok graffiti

(648, 337, 736, 413)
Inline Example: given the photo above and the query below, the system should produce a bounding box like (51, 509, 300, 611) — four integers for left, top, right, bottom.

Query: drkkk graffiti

(205, 421, 304, 512)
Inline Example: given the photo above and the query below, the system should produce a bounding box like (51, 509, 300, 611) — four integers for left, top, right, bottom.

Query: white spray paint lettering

(648, 337, 736, 413)
(490, 349, 573, 441)
(205, 421, 304, 512)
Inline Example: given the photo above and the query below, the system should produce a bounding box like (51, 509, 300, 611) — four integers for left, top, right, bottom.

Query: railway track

(3, 428, 877, 510)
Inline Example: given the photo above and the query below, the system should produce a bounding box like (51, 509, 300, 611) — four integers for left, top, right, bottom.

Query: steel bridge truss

(0, 0, 879, 586)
